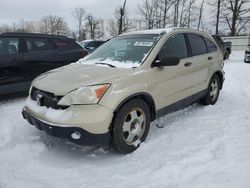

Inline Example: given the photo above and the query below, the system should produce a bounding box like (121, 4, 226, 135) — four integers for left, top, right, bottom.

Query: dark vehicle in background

(212, 35, 232, 60)
(0, 32, 88, 95)
(79, 39, 105, 53)
(244, 44, 250, 63)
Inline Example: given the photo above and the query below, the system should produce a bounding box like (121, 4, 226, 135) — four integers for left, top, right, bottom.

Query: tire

(223, 49, 230, 60)
(111, 98, 151, 154)
(201, 74, 221, 105)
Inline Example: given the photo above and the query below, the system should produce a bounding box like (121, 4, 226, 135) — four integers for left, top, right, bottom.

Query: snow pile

(0, 51, 250, 188)
(77, 58, 140, 69)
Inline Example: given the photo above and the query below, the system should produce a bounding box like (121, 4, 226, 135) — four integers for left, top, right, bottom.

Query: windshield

(80, 34, 159, 68)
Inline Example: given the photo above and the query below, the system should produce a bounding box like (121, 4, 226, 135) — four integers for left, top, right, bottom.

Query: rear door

(51, 38, 84, 63)
(0, 36, 28, 94)
(23, 37, 62, 81)
(186, 33, 214, 94)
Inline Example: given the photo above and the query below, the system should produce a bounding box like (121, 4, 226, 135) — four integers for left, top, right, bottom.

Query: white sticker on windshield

(134, 42, 153, 47)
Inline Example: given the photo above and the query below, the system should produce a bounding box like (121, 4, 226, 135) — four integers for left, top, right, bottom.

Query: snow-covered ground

(0, 51, 250, 188)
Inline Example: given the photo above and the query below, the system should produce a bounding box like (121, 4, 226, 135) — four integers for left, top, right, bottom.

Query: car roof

(0, 32, 70, 39)
(120, 27, 209, 36)
(80, 39, 104, 43)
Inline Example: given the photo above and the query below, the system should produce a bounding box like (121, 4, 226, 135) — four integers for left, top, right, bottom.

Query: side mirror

(152, 56, 180, 67)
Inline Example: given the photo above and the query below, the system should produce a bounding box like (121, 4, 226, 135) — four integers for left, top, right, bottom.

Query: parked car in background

(22, 28, 224, 154)
(79, 39, 105, 53)
(0, 32, 88, 95)
(244, 44, 250, 63)
(212, 35, 232, 60)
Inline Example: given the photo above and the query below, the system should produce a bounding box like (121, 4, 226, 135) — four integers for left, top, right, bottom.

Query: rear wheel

(111, 98, 151, 154)
(224, 49, 230, 60)
(201, 74, 221, 105)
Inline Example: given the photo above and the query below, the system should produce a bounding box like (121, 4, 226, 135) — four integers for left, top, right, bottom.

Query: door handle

(184, 62, 192, 67)
(208, 56, 213, 60)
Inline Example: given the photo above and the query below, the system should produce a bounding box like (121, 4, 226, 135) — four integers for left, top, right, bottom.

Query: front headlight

(58, 84, 110, 106)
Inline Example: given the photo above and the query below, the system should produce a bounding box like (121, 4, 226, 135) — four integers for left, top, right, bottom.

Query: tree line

(0, 0, 249, 40)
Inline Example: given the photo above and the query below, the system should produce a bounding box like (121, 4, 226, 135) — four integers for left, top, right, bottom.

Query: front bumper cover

(22, 109, 110, 146)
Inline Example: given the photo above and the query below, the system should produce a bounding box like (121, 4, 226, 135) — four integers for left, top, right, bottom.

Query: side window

(188, 34, 207, 56)
(159, 34, 188, 59)
(204, 37, 217, 53)
(51, 39, 70, 49)
(26, 38, 53, 52)
(0, 37, 19, 54)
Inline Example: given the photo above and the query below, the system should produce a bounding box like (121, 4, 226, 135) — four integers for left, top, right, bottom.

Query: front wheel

(201, 74, 221, 105)
(111, 98, 151, 154)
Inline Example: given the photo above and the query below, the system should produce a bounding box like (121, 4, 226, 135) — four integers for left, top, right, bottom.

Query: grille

(31, 87, 68, 110)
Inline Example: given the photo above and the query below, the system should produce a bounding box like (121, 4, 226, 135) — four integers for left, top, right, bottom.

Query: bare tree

(109, 0, 133, 36)
(24, 21, 37, 32)
(222, 0, 250, 35)
(159, 0, 174, 28)
(208, 0, 224, 34)
(39, 15, 69, 35)
(186, 0, 196, 28)
(85, 14, 104, 39)
(137, 0, 160, 29)
(136, 0, 198, 29)
(0, 24, 12, 33)
(118, 0, 127, 34)
(197, 0, 205, 30)
(109, 20, 118, 36)
(0, 19, 37, 33)
(173, 0, 181, 27)
(216, 0, 223, 34)
(171, 0, 197, 28)
(72, 8, 86, 40)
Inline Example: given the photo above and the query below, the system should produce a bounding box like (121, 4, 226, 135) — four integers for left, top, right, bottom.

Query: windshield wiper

(95, 62, 116, 68)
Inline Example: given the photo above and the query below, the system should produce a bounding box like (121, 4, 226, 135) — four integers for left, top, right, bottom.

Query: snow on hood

(77, 58, 141, 69)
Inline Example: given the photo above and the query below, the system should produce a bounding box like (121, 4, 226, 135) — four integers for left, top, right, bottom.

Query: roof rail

(0, 32, 68, 38)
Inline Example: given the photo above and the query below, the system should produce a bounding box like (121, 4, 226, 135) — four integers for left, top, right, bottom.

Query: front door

(0, 37, 27, 94)
(151, 33, 196, 110)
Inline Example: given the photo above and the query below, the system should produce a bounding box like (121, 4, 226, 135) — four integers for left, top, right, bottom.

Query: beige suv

(22, 28, 224, 153)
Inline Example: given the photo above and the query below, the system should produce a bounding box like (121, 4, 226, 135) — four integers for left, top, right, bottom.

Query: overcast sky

(0, 0, 140, 29)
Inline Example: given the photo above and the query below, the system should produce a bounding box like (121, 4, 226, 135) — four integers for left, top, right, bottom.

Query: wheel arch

(113, 92, 156, 122)
(212, 71, 224, 89)
(226, 47, 231, 53)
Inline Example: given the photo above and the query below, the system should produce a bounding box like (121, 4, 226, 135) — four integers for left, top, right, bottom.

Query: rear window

(52, 39, 70, 49)
(26, 38, 53, 51)
(52, 39, 81, 50)
(204, 37, 217, 53)
(188, 34, 207, 56)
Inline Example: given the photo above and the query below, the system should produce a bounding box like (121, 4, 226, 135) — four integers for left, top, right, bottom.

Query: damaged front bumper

(22, 108, 110, 145)
(22, 97, 114, 145)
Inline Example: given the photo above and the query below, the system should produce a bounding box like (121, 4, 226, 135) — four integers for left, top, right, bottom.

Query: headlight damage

(58, 84, 110, 106)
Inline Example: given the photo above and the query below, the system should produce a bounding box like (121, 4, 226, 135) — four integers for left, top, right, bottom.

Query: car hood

(32, 63, 131, 95)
